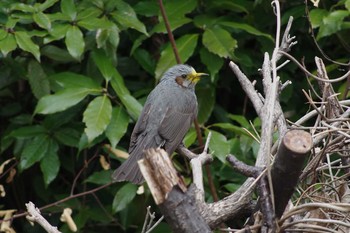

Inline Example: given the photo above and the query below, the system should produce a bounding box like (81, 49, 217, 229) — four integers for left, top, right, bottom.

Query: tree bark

(138, 148, 211, 232)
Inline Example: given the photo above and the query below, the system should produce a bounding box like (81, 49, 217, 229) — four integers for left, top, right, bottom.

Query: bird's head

(161, 64, 208, 89)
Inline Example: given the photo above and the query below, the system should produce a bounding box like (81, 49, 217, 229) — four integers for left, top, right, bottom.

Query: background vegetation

(0, 0, 350, 232)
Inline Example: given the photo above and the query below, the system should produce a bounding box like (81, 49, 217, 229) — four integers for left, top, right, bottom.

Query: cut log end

(283, 130, 313, 155)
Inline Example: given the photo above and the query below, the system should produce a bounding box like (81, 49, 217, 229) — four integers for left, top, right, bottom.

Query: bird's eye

(181, 74, 187, 79)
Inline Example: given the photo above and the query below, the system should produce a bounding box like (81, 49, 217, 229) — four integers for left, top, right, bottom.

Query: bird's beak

(189, 71, 208, 83)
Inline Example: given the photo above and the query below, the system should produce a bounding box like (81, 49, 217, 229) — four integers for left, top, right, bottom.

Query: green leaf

(317, 10, 350, 39)
(105, 107, 129, 148)
(45, 23, 70, 43)
(134, 0, 159, 17)
(210, 123, 249, 136)
(47, 12, 70, 21)
(202, 27, 237, 58)
(208, 0, 249, 14)
(281, 6, 305, 25)
(85, 170, 113, 185)
(196, 85, 215, 124)
(240, 135, 255, 155)
(96, 29, 109, 49)
(1, 137, 14, 154)
(92, 48, 115, 81)
(10, 3, 35, 13)
(94, 23, 120, 50)
(107, 24, 120, 48)
(199, 47, 223, 82)
(228, 114, 250, 128)
(207, 130, 231, 163)
(5, 18, 19, 29)
(0, 29, 7, 40)
(54, 127, 81, 147)
(14, 31, 40, 61)
(150, 0, 196, 33)
(112, 183, 138, 213)
(111, 0, 148, 35)
(110, 71, 142, 120)
(20, 135, 50, 170)
(193, 15, 224, 29)
(41, 45, 75, 62)
(76, 7, 102, 20)
(0, 34, 17, 57)
(133, 48, 156, 75)
(40, 140, 59, 186)
(33, 12, 51, 30)
(35, 87, 101, 114)
(130, 34, 148, 54)
(309, 9, 328, 29)
(49, 72, 101, 89)
(155, 34, 199, 80)
(37, 0, 59, 11)
(219, 21, 274, 41)
(346, 0, 350, 11)
(65, 25, 85, 60)
(78, 17, 114, 31)
(164, 0, 197, 17)
(27, 60, 50, 99)
(224, 183, 241, 192)
(83, 95, 112, 143)
(183, 128, 197, 147)
(60, 0, 76, 20)
(9, 125, 47, 139)
(119, 94, 142, 120)
(9, 114, 33, 125)
(43, 106, 83, 129)
(151, 18, 191, 34)
(78, 133, 89, 151)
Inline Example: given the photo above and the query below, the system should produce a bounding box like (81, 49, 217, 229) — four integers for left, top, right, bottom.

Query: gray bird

(112, 64, 207, 184)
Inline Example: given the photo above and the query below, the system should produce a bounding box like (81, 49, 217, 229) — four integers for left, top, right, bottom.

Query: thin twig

(280, 51, 350, 83)
(146, 207, 156, 231)
(141, 206, 151, 233)
(6, 183, 112, 222)
(70, 148, 100, 195)
(145, 216, 164, 233)
(157, 0, 181, 64)
(304, 0, 350, 66)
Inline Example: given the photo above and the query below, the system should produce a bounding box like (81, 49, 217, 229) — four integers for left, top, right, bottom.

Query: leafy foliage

(0, 0, 349, 232)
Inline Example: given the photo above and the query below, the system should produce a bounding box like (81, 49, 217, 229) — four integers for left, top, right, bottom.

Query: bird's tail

(112, 134, 160, 184)
(112, 132, 162, 184)
(112, 155, 144, 184)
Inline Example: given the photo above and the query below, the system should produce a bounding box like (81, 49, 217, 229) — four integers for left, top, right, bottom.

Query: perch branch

(138, 148, 211, 232)
(190, 132, 213, 199)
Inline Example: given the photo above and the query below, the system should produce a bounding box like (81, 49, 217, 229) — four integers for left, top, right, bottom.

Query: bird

(112, 64, 207, 184)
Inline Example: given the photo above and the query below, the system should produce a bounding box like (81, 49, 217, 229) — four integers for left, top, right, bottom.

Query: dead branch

(26, 202, 61, 233)
(138, 148, 211, 232)
(271, 130, 312, 218)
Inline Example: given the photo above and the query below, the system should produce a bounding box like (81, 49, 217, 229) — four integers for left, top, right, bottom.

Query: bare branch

(191, 132, 213, 199)
(26, 202, 61, 233)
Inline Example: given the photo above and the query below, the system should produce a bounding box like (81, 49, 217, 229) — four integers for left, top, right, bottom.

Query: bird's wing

(113, 103, 158, 184)
(128, 103, 152, 154)
(158, 107, 195, 155)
